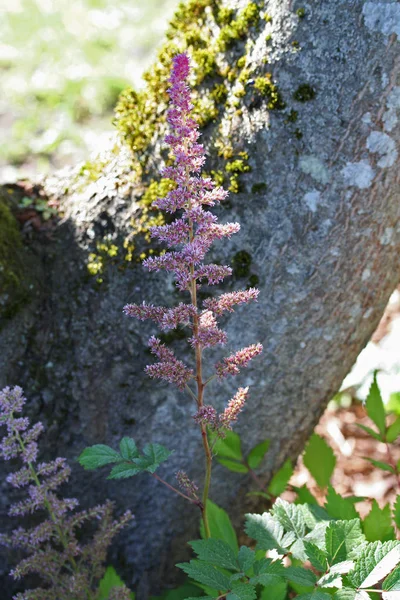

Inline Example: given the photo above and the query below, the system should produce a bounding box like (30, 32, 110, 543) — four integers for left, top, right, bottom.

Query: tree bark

(1, 0, 400, 597)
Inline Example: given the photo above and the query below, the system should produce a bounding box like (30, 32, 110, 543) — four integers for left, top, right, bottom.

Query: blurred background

(0, 0, 179, 182)
(1, 0, 400, 508)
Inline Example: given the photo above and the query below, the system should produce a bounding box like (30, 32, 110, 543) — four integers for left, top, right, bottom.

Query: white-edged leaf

(348, 540, 400, 588)
(245, 512, 295, 552)
(272, 498, 306, 538)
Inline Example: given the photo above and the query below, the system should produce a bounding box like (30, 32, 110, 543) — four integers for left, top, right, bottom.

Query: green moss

(217, 7, 234, 25)
(237, 56, 246, 69)
(248, 274, 260, 287)
(217, 2, 260, 51)
(228, 174, 240, 194)
(294, 128, 303, 140)
(0, 197, 31, 321)
(210, 83, 228, 104)
(263, 13, 273, 23)
(254, 74, 286, 110)
(286, 109, 298, 123)
(251, 182, 267, 194)
(210, 170, 225, 186)
(232, 250, 252, 278)
(293, 84, 316, 102)
(226, 159, 251, 174)
(291, 40, 300, 49)
(265, 34, 272, 43)
(296, 7, 306, 18)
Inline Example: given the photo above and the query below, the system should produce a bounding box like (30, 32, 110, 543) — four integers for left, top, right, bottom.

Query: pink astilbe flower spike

(0, 386, 133, 599)
(216, 343, 264, 379)
(123, 51, 261, 420)
(219, 387, 249, 429)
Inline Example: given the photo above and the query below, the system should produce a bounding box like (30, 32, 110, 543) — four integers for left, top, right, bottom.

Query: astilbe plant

(79, 53, 262, 538)
(0, 386, 133, 600)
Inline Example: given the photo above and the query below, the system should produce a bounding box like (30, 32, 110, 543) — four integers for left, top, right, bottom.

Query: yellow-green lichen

(217, 2, 261, 52)
(296, 8, 306, 18)
(254, 74, 286, 110)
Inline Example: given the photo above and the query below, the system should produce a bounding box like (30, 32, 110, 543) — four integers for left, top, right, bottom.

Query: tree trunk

(1, 0, 400, 596)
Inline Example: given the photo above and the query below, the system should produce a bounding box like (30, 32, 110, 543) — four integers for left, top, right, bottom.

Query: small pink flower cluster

(124, 53, 262, 433)
(193, 387, 249, 431)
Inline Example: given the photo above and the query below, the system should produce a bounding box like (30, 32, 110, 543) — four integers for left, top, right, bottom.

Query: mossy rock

(0, 189, 31, 324)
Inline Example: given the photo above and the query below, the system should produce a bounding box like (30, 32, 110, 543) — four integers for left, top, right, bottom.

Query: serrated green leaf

(258, 580, 287, 600)
(200, 501, 238, 552)
(119, 437, 139, 460)
(363, 458, 395, 474)
(326, 519, 366, 565)
(386, 417, 400, 443)
(177, 560, 230, 590)
(317, 570, 342, 588)
(213, 430, 243, 461)
(348, 540, 400, 588)
(325, 485, 359, 521)
(237, 546, 255, 573)
(303, 433, 336, 489)
(383, 563, 400, 591)
(141, 443, 173, 473)
(334, 588, 371, 600)
(365, 373, 386, 437)
(305, 521, 330, 551)
(108, 462, 143, 479)
(296, 592, 332, 600)
(272, 498, 306, 538)
(303, 541, 328, 571)
(217, 458, 249, 473)
(189, 539, 238, 571)
(355, 423, 383, 441)
(294, 485, 319, 506)
(268, 459, 293, 497)
(245, 512, 295, 552)
(363, 500, 395, 542)
(78, 445, 122, 470)
(227, 583, 257, 600)
(97, 566, 134, 600)
(302, 504, 332, 529)
(247, 439, 270, 469)
(394, 496, 400, 529)
(284, 566, 317, 587)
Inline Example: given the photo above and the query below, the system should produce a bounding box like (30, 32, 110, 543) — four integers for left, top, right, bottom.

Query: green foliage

(247, 440, 270, 470)
(97, 566, 135, 600)
(363, 500, 395, 542)
(78, 438, 173, 479)
(303, 433, 336, 489)
(365, 373, 386, 437)
(324, 485, 358, 520)
(268, 460, 294, 497)
(200, 501, 238, 552)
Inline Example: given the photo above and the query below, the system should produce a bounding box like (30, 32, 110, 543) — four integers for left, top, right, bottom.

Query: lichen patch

(303, 189, 321, 212)
(341, 160, 375, 189)
(299, 156, 330, 184)
(362, 2, 400, 37)
(367, 130, 398, 168)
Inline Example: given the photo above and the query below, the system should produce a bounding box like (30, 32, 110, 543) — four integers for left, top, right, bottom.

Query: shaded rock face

(1, 0, 400, 597)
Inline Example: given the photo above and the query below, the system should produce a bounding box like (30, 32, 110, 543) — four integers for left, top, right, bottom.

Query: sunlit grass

(0, 0, 179, 178)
